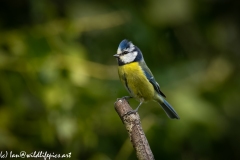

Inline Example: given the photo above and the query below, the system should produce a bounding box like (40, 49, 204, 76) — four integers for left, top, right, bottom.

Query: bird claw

(122, 110, 137, 117)
(122, 96, 132, 100)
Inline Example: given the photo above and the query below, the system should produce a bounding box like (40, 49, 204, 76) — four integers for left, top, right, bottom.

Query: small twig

(114, 98, 155, 160)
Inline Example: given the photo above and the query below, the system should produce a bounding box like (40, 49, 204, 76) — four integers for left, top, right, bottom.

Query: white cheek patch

(120, 51, 138, 63)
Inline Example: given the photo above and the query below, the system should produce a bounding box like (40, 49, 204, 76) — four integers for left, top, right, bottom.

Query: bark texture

(114, 98, 154, 160)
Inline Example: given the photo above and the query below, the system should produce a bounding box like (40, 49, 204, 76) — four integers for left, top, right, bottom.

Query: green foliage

(0, 0, 240, 159)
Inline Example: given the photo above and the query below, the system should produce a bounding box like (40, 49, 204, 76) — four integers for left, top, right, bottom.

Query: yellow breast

(118, 62, 155, 101)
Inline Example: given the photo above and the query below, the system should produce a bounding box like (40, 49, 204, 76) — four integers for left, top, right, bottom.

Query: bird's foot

(122, 96, 132, 100)
(121, 96, 132, 104)
(123, 108, 139, 116)
(123, 110, 137, 117)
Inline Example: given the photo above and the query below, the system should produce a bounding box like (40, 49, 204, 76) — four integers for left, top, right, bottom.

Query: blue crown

(118, 39, 130, 50)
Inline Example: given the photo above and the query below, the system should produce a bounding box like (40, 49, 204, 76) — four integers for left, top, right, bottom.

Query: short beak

(113, 54, 119, 58)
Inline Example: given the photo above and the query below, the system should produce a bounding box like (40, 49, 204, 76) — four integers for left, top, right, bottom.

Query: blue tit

(114, 39, 180, 119)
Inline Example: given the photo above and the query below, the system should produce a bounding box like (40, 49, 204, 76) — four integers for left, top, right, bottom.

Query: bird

(113, 39, 180, 119)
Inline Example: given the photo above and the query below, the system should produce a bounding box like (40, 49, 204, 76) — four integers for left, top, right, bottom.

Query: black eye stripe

(121, 51, 128, 55)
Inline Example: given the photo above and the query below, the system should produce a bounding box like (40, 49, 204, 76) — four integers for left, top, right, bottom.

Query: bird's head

(114, 39, 143, 65)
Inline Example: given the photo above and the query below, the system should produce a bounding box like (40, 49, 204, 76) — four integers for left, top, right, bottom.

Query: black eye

(122, 51, 128, 55)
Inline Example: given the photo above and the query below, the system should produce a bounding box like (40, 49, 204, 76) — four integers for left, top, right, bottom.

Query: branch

(114, 98, 155, 160)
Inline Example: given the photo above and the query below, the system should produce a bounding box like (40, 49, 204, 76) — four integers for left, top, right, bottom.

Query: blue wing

(140, 61, 166, 98)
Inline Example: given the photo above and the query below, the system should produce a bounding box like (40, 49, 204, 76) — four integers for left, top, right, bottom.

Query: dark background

(0, 0, 240, 159)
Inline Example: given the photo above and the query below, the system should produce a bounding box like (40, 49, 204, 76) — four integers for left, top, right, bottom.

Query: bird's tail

(155, 95, 180, 119)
